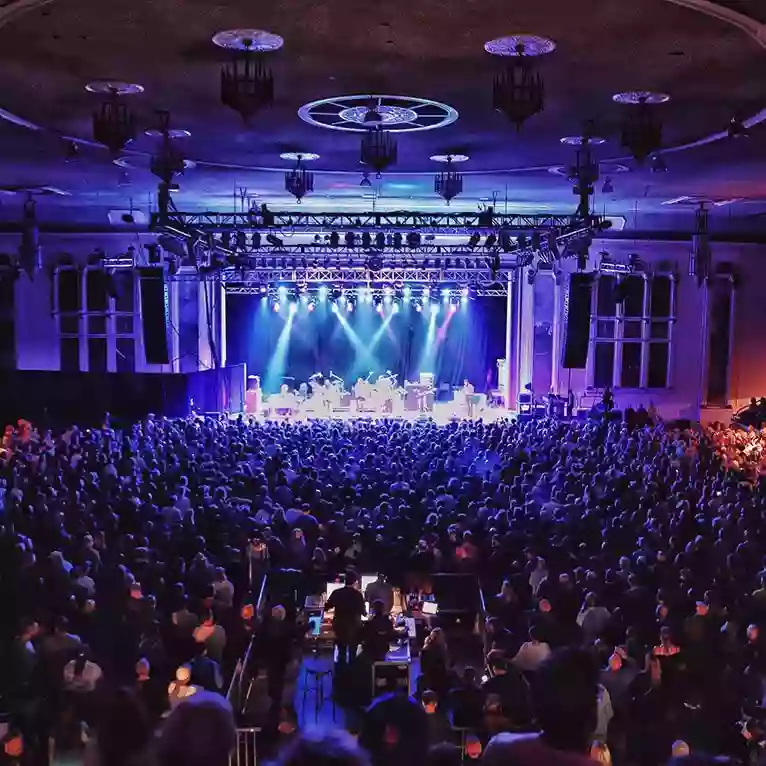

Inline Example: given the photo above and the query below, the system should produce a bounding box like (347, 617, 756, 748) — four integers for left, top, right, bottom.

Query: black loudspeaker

(138, 267, 170, 365)
(561, 273, 593, 369)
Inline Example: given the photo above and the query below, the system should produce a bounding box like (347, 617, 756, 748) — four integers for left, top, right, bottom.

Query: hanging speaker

(138, 267, 170, 365)
(561, 273, 593, 369)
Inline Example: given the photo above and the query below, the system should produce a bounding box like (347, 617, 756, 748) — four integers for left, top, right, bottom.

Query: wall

(549, 239, 766, 421)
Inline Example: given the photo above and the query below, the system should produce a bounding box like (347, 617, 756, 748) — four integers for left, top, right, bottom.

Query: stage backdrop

(226, 294, 506, 395)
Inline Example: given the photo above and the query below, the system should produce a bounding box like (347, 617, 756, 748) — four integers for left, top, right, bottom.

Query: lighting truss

(226, 284, 510, 297)
(153, 208, 601, 234)
(191, 266, 517, 285)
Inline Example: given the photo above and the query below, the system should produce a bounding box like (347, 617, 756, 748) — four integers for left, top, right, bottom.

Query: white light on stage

(278, 285, 287, 296)
(415, 303, 422, 313)
(319, 286, 328, 301)
(461, 287, 469, 298)
(384, 293, 392, 304)
(442, 288, 450, 301)
(273, 301, 280, 312)
(331, 302, 338, 314)
(450, 303, 457, 313)
(339, 293, 347, 303)
(300, 293, 308, 303)
(403, 285, 411, 297)
(423, 287, 430, 298)
(308, 301, 316, 312)
(347, 301, 354, 313)
(259, 285, 267, 294)
(432, 303, 440, 315)
(375, 301, 383, 314)
(392, 302, 400, 313)
(289, 302, 298, 314)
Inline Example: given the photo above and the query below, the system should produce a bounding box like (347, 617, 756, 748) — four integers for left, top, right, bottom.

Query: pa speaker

(138, 267, 170, 365)
(561, 273, 593, 369)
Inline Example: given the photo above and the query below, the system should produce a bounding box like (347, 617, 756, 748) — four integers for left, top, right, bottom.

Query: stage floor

(252, 405, 515, 425)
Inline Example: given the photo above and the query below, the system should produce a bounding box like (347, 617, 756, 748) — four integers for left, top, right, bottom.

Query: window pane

(594, 342, 615, 388)
(59, 315, 79, 334)
(116, 315, 134, 335)
(623, 320, 642, 339)
(58, 269, 80, 313)
(88, 337, 108, 373)
(596, 320, 615, 339)
(86, 269, 109, 312)
(596, 276, 616, 316)
(622, 276, 645, 318)
(116, 338, 135, 372)
(60, 337, 79, 372)
(650, 321, 669, 339)
(651, 276, 672, 317)
(621, 342, 642, 388)
(88, 315, 107, 335)
(113, 271, 135, 312)
(648, 343, 669, 388)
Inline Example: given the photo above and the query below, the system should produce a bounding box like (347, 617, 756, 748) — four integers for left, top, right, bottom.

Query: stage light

(318, 286, 328, 301)
(273, 301, 280, 312)
(415, 302, 423, 313)
(278, 285, 287, 296)
(403, 285, 411, 297)
(384, 286, 393, 296)
(384, 293, 392, 304)
(422, 287, 430, 298)
(308, 300, 315, 312)
(259, 285, 267, 294)
(289, 302, 298, 315)
(375, 301, 383, 313)
(392, 301, 400, 313)
(442, 288, 450, 298)
(339, 292, 347, 303)
(331, 302, 338, 314)
(450, 302, 458, 313)
(347, 300, 354, 312)
(461, 287, 469, 298)
(300, 293, 308, 303)
(432, 302, 440, 314)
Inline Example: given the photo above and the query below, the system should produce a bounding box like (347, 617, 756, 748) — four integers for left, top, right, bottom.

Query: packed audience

(1, 411, 766, 766)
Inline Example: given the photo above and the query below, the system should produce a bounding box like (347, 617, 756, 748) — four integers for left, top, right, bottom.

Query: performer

(463, 378, 476, 418)
(245, 375, 261, 417)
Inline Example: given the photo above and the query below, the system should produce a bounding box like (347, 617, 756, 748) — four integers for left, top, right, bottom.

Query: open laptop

(421, 601, 439, 615)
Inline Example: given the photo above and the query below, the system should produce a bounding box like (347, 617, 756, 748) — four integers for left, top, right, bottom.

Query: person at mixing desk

(325, 570, 366, 666)
(360, 600, 407, 662)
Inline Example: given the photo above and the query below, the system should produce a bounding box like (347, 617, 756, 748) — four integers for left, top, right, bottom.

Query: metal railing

(231, 727, 260, 766)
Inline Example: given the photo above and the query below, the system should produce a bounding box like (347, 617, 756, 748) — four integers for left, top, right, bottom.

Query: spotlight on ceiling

(602, 177, 614, 194)
(650, 154, 667, 173)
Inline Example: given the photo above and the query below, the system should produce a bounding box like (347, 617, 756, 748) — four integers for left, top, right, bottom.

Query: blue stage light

(278, 285, 287, 296)
(307, 301, 315, 312)
(318, 285, 328, 301)
(423, 287, 430, 298)
(273, 301, 280, 312)
(289, 302, 298, 314)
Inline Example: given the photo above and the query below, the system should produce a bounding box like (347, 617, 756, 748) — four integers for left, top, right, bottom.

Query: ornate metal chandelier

(89, 81, 141, 155)
(221, 39, 274, 122)
(434, 155, 464, 204)
(493, 43, 544, 132)
(360, 124, 397, 178)
(284, 155, 314, 203)
(149, 112, 186, 185)
(620, 95, 663, 164)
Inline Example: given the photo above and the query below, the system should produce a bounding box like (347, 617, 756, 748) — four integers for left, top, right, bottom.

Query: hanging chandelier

(620, 95, 663, 164)
(149, 112, 187, 185)
(220, 39, 274, 122)
(360, 123, 397, 178)
(493, 43, 544, 132)
(434, 155, 464, 204)
(88, 81, 142, 155)
(284, 155, 314, 203)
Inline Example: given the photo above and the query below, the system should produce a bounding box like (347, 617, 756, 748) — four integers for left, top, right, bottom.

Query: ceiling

(0, 0, 764, 231)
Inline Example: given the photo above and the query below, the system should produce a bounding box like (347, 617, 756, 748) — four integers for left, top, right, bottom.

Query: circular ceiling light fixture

(612, 91, 670, 104)
(560, 136, 605, 146)
(484, 35, 556, 57)
(144, 128, 191, 139)
(212, 29, 284, 52)
(113, 156, 196, 170)
(298, 94, 458, 133)
(430, 154, 469, 162)
(279, 152, 320, 161)
(85, 81, 144, 96)
(548, 163, 630, 176)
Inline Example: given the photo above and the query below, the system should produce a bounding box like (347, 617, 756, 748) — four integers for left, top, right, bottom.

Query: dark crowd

(1, 413, 766, 766)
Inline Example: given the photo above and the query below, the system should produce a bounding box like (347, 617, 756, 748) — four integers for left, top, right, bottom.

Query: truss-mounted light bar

(152, 208, 603, 235)
(225, 284, 510, 297)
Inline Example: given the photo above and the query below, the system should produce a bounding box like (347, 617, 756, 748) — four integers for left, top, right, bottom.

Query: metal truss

(225, 285, 510, 297)
(211, 266, 516, 285)
(154, 208, 600, 235)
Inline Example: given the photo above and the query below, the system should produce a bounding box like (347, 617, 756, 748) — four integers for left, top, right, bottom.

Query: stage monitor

(361, 575, 377, 592)
(421, 601, 439, 615)
(326, 582, 343, 600)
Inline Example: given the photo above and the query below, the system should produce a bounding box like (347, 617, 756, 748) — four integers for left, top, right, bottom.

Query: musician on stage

(463, 378, 476, 418)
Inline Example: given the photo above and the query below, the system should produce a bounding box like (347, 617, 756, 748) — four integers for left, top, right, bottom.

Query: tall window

(55, 265, 137, 372)
(590, 273, 674, 389)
